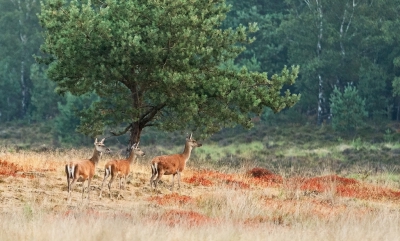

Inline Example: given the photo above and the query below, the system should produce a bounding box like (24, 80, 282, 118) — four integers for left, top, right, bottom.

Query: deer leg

(87, 178, 92, 201)
(177, 171, 181, 190)
(153, 171, 164, 190)
(123, 175, 128, 190)
(68, 178, 77, 201)
(116, 176, 122, 199)
(108, 174, 116, 198)
(150, 175, 155, 189)
(99, 170, 110, 198)
(66, 166, 73, 201)
(171, 174, 176, 191)
(66, 172, 70, 191)
(117, 176, 126, 199)
(81, 179, 86, 200)
(150, 163, 159, 189)
(150, 172, 157, 189)
(66, 176, 71, 196)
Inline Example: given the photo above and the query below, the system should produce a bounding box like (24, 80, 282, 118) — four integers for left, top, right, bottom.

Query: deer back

(152, 153, 185, 174)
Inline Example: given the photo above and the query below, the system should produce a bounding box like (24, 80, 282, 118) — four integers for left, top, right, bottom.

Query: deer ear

(100, 138, 105, 143)
(189, 133, 192, 140)
(137, 141, 140, 147)
(94, 138, 98, 144)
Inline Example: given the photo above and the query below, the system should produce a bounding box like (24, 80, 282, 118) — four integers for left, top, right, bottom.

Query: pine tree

(330, 85, 367, 133)
(38, 0, 300, 144)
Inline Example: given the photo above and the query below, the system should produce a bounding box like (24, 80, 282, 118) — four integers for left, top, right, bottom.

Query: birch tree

(0, 0, 42, 120)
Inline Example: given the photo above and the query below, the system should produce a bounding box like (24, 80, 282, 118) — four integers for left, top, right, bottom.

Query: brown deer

(65, 138, 110, 202)
(150, 133, 202, 191)
(99, 143, 145, 199)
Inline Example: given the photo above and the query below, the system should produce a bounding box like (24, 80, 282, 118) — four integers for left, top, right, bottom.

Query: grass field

(0, 145, 399, 241)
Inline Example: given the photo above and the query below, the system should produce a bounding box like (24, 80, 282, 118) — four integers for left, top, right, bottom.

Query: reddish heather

(246, 167, 283, 187)
(0, 160, 22, 177)
(184, 170, 250, 189)
(300, 175, 400, 201)
(0, 159, 56, 178)
(160, 210, 212, 227)
(224, 178, 250, 189)
(246, 167, 274, 177)
(183, 175, 213, 186)
(147, 193, 194, 206)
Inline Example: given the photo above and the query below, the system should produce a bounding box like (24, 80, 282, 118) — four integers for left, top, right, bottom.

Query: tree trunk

(129, 122, 143, 147)
(317, 74, 324, 125)
(315, 1, 324, 126)
(20, 60, 26, 118)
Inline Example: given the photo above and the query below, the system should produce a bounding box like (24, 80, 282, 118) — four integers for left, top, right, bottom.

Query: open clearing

(0, 149, 399, 240)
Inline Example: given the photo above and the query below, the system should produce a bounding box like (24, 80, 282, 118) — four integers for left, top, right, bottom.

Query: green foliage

(53, 93, 98, 146)
(2, 0, 399, 147)
(383, 129, 395, 143)
(358, 64, 390, 120)
(38, 0, 300, 143)
(393, 76, 400, 97)
(351, 137, 363, 151)
(272, 0, 400, 122)
(224, 0, 289, 73)
(0, 58, 21, 121)
(29, 64, 62, 122)
(0, 0, 43, 121)
(330, 85, 368, 133)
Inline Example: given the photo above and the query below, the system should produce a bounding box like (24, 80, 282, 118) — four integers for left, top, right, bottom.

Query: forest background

(2, 0, 400, 157)
(2, 2, 400, 239)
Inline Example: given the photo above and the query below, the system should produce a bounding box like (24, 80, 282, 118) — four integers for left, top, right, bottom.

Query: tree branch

(140, 103, 166, 127)
(110, 123, 132, 136)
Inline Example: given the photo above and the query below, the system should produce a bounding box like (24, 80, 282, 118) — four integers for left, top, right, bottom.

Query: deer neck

(127, 150, 137, 164)
(89, 148, 101, 164)
(181, 142, 193, 162)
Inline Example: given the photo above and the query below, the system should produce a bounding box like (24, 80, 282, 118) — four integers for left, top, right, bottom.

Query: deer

(99, 143, 145, 199)
(150, 133, 202, 191)
(65, 138, 111, 202)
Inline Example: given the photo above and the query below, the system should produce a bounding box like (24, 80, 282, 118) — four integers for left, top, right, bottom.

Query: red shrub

(246, 167, 283, 187)
(147, 193, 194, 206)
(301, 175, 358, 193)
(223, 177, 250, 189)
(185, 170, 247, 188)
(246, 167, 274, 177)
(0, 160, 22, 177)
(183, 175, 213, 186)
(160, 210, 211, 227)
(300, 175, 400, 201)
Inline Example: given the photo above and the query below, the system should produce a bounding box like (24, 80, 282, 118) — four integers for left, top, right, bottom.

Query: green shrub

(330, 84, 368, 133)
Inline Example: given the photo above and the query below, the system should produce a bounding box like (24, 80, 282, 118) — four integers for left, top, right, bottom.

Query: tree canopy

(37, 0, 300, 144)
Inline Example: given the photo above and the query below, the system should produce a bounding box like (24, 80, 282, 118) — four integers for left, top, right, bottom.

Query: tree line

(1, 0, 399, 146)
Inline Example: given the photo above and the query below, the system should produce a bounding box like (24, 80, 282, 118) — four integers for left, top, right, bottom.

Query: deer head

(186, 133, 202, 148)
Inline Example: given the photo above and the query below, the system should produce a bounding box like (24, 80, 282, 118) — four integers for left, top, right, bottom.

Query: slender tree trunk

(20, 60, 26, 118)
(338, 0, 355, 78)
(315, 0, 324, 125)
(317, 74, 324, 125)
(17, 0, 32, 119)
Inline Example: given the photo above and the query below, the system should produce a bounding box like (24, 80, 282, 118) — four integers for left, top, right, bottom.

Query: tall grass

(1, 145, 400, 240)
(0, 198, 398, 241)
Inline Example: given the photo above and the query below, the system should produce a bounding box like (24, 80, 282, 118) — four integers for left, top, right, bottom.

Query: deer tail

(104, 165, 112, 178)
(151, 162, 158, 176)
(65, 164, 75, 179)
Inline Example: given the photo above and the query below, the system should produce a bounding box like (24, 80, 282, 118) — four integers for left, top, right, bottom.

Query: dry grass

(0, 149, 399, 240)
